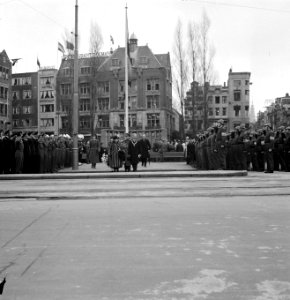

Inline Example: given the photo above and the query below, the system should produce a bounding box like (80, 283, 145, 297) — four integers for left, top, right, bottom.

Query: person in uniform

(285, 126, 290, 171)
(263, 124, 274, 173)
(15, 133, 24, 174)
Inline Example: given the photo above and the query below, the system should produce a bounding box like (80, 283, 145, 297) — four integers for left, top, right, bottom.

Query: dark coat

(128, 140, 142, 165)
(138, 139, 151, 160)
(89, 139, 100, 164)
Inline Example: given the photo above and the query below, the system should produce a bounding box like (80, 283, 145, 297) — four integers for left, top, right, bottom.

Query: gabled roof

(0, 50, 11, 67)
(155, 53, 171, 68)
(98, 45, 169, 71)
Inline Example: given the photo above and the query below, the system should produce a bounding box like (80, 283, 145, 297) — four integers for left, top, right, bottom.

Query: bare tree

(187, 20, 200, 136)
(88, 21, 104, 136)
(198, 10, 216, 130)
(89, 21, 104, 54)
(173, 19, 188, 139)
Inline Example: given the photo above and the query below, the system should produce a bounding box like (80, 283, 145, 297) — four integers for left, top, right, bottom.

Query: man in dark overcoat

(138, 134, 151, 167)
(128, 133, 142, 172)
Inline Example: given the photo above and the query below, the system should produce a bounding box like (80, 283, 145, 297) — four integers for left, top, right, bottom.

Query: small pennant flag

(37, 57, 40, 68)
(58, 42, 65, 54)
(66, 41, 74, 51)
(11, 58, 21, 66)
(110, 35, 114, 45)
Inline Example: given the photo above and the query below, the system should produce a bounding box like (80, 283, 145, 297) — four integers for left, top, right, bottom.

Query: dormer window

(112, 59, 119, 67)
(140, 56, 148, 65)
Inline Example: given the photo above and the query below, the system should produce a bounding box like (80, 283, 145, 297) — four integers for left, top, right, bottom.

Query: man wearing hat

(274, 126, 286, 171)
(128, 133, 142, 172)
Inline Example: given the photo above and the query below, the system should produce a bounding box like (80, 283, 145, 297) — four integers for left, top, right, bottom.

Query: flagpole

(72, 0, 79, 170)
(125, 4, 129, 134)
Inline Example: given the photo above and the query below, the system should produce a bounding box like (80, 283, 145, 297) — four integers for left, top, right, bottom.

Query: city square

(1, 164, 290, 299)
(1, 0, 290, 299)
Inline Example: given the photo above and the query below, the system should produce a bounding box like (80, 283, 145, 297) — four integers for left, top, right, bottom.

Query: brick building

(0, 50, 12, 132)
(184, 69, 251, 134)
(57, 34, 176, 144)
(38, 68, 58, 134)
(11, 72, 38, 133)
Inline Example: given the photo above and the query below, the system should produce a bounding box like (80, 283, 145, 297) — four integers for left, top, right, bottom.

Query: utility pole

(72, 0, 79, 170)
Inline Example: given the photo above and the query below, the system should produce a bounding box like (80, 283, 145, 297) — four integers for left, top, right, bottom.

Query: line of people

(0, 130, 73, 174)
(188, 119, 290, 173)
(106, 133, 151, 172)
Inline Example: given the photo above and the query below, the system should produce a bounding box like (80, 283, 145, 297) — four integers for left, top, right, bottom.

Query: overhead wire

(0, 0, 67, 29)
(182, 0, 290, 14)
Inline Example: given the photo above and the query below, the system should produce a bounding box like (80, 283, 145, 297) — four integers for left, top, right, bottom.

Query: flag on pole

(37, 57, 40, 68)
(66, 41, 74, 51)
(110, 35, 114, 45)
(58, 42, 65, 54)
(11, 58, 21, 66)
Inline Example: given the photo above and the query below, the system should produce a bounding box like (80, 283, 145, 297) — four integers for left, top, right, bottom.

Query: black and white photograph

(0, 0, 290, 298)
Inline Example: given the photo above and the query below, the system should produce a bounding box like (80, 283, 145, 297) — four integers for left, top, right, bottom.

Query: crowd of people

(186, 119, 290, 173)
(0, 130, 74, 174)
(83, 133, 152, 172)
(2, 122, 290, 174)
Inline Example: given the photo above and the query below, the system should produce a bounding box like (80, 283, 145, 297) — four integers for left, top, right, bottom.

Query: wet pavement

(0, 169, 290, 299)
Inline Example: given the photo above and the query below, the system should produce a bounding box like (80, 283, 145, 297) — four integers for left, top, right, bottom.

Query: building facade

(11, 72, 38, 133)
(262, 93, 290, 130)
(0, 50, 12, 132)
(184, 69, 251, 134)
(56, 34, 175, 144)
(38, 68, 58, 134)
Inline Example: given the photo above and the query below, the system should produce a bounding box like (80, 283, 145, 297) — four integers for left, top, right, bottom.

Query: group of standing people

(187, 119, 290, 173)
(106, 133, 151, 172)
(0, 130, 73, 174)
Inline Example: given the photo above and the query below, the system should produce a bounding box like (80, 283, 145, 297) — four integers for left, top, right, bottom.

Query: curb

(0, 170, 248, 180)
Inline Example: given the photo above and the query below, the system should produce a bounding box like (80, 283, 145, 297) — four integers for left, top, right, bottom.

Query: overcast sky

(1, 0, 290, 114)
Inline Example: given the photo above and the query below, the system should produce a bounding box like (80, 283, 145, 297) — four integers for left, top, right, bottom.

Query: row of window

(40, 76, 54, 86)
(60, 79, 161, 96)
(13, 77, 32, 86)
(111, 56, 148, 67)
(13, 106, 33, 115)
(61, 113, 161, 130)
(13, 119, 32, 127)
(207, 105, 249, 117)
(207, 90, 249, 104)
(60, 95, 161, 112)
(13, 90, 32, 100)
(12, 90, 55, 100)
(233, 79, 250, 86)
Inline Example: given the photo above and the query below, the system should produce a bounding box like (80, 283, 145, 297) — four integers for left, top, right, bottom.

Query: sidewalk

(0, 162, 247, 180)
(60, 161, 194, 173)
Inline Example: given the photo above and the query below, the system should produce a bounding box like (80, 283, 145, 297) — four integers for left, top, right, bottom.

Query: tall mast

(125, 4, 129, 134)
(72, 0, 79, 170)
